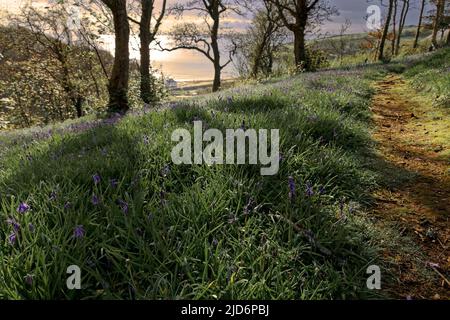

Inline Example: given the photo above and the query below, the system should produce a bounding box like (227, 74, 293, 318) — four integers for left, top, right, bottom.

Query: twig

(429, 266, 450, 287)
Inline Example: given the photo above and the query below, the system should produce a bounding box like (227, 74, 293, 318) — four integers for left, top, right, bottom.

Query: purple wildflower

(7, 218, 20, 232)
(8, 232, 16, 245)
(28, 223, 35, 233)
(160, 191, 167, 206)
(319, 186, 326, 195)
(110, 179, 119, 188)
(91, 194, 100, 206)
(24, 274, 33, 286)
(64, 202, 72, 210)
(143, 135, 150, 145)
(117, 199, 129, 215)
(160, 164, 171, 177)
(212, 238, 219, 246)
(49, 191, 57, 201)
(305, 181, 314, 197)
(17, 202, 30, 214)
(93, 173, 101, 185)
(74, 225, 85, 239)
(288, 176, 296, 201)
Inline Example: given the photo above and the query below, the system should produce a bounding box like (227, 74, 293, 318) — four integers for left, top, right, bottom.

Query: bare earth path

(371, 74, 450, 299)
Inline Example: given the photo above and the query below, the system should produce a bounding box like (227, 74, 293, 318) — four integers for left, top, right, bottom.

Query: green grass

(402, 48, 450, 109)
(0, 65, 387, 299)
(28, 38, 450, 302)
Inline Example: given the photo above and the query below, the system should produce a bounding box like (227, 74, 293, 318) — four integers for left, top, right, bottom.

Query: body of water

(98, 35, 237, 82)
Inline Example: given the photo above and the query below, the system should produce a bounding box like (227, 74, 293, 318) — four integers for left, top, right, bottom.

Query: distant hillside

(311, 26, 433, 58)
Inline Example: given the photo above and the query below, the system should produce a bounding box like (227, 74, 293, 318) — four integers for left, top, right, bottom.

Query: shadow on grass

(0, 119, 146, 299)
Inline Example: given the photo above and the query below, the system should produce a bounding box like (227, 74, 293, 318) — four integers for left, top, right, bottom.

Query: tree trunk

(106, 0, 130, 113)
(413, 0, 426, 49)
(140, 0, 153, 104)
(251, 33, 269, 78)
(293, 27, 307, 70)
(58, 52, 83, 118)
(211, 6, 221, 92)
(432, 0, 444, 47)
(378, 0, 394, 61)
(213, 61, 221, 92)
(391, 0, 397, 56)
(395, 0, 409, 56)
(447, 28, 450, 45)
(74, 96, 84, 118)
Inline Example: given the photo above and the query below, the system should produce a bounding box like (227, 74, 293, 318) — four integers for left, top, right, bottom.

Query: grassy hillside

(0, 48, 448, 299)
(0, 61, 388, 299)
(403, 49, 450, 108)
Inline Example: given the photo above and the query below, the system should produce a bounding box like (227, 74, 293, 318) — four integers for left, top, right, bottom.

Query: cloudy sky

(0, 0, 432, 35)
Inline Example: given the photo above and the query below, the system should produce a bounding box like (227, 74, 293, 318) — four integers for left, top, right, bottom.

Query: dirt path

(371, 74, 450, 299)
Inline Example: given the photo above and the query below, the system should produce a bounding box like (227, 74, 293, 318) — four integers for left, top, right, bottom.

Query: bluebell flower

(161, 164, 171, 177)
(24, 274, 33, 286)
(305, 181, 314, 197)
(17, 202, 30, 214)
(110, 179, 119, 188)
(7, 218, 20, 232)
(74, 225, 85, 239)
(319, 186, 326, 195)
(93, 174, 101, 185)
(8, 232, 16, 245)
(288, 176, 296, 201)
(49, 191, 57, 201)
(117, 199, 129, 215)
(92, 194, 100, 205)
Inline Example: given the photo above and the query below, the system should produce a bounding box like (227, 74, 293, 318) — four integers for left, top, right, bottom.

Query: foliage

(0, 64, 386, 299)
(0, 8, 111, 129)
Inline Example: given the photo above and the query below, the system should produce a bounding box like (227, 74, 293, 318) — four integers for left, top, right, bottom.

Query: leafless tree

(391, 0, 398, 56)
(267, 0, 337, 71)
(431, 0, 446, 47)
(413, 0, 427, 48)
(378, 0, 395, 61)
(394, 0, 410, 55)
(159, 0, 239, 92)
